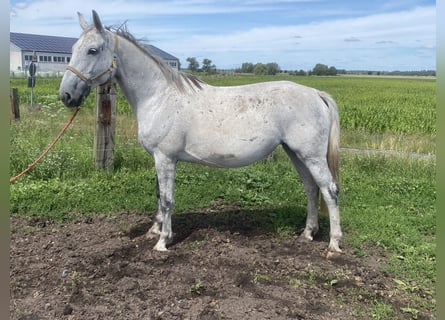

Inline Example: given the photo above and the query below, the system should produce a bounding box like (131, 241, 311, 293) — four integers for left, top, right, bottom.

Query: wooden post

(94, 83, 116, 170)
(10, 88, 20, 120)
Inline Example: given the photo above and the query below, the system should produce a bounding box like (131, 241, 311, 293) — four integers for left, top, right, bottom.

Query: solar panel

(10, 32, 77, 53)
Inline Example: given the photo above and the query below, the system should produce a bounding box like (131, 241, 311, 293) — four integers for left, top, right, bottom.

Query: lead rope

(10, 107, 81, 184)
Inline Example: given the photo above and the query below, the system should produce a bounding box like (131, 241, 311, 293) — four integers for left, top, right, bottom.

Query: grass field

(9, 74, 436, 317)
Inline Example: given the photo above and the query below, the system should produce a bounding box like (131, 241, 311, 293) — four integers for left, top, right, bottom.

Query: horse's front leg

(151, 154, 176, 252)
(147, 175, 163, 239)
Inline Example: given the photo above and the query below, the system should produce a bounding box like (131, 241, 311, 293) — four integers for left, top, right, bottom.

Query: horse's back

(189, 80, 322, 116)
(191, 80, 332, 136)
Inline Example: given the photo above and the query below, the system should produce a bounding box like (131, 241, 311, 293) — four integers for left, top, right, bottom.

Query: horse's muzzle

(60, 87, 90, 108)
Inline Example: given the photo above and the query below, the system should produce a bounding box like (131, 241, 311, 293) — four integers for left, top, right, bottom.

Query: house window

(53, 56, 66, 63)
(39, 55, 52, 62)
(24, 55, 33, 61)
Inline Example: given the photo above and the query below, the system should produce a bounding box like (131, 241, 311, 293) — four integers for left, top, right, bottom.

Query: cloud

(166, 5, 435, 70)
(166, 6, 435, 52)
(10, 0, 287, 36)
(10, 0, 318, 21)
(10, 1, 435, 44)
(9, 1, 436, 70)
(344, 37, 360, 42)
(14, 2, 29, 9)
(376, 40, 396, 44)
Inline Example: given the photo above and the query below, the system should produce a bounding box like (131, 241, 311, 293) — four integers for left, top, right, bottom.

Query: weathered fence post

(94, 83, 116, 170)
(10, 88, 20, 121)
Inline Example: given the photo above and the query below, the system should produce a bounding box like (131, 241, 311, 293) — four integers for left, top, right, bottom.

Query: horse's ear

(92, 10, 104, 33)
(77, 12, 89, 30)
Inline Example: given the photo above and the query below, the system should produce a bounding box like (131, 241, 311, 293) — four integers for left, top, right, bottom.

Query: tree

(328, 66, 338, 76)
(253, 63, 268, 75)
(253, 62, 281, 75)
(289, 69, 307, 76)
(266, 62, 280, 75)
(312, 63, 337, 76)
(201, 58, 216, 74)
(186, 57, 199, 72)
(240, 62, 254, 73)
(312, 63, 329, 76)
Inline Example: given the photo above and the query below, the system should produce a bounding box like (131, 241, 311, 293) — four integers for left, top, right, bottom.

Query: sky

(9, 0, 436, 71)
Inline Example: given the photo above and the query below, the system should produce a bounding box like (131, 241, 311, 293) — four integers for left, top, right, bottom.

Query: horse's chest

(137, 113, 184, 155)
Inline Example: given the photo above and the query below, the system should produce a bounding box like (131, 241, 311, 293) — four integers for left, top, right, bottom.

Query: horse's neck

(114, 35, 171, 110)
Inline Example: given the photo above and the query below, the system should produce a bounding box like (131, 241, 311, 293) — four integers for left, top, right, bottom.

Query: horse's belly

(181, 135, 279, 168)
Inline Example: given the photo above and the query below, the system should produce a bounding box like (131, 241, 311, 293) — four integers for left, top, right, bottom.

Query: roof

(145, 44, 179, 61)
(10, 32, 77, 54)
(10, 32, 179, 61)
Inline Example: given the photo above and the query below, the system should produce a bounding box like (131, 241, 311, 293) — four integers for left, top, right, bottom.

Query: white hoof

(299, 234, 313, 242)
(153, 241, 168, 252)
(326, 251, 342, 259)
(300, 226, 317, 241)
(328, 239, 342, 253)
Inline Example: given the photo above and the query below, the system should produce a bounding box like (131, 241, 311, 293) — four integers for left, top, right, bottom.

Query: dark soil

(10, 208, 432, 320)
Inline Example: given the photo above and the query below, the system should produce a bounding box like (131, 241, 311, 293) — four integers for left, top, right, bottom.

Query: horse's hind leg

(283, 145, 319, 241)
(283, 145, 342, 252)
(303, 158, 342, 252)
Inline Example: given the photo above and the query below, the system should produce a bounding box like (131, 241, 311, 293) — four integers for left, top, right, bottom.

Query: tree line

(234, 62, 281, 75)
(185, 59, 435, 77)
(185, 58, 339, 76)
(234, 62, 340, 76)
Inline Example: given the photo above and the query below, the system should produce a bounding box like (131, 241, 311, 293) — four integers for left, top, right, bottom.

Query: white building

(10, 32, 76, 74)
(10, 32, 180, 74)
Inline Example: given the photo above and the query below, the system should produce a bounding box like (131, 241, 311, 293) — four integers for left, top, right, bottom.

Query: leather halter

(66, 32, 118, 86)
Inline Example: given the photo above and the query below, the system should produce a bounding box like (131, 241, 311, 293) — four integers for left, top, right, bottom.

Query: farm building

(10, 32, 180, 74)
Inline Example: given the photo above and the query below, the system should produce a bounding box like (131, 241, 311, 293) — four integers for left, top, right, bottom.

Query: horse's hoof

(299, 226, 318, 242)
(326, 250, 342, 260)
(298, 231, 314, 242)
(328, 239, 342, 254)
(153, 243, 168, 252)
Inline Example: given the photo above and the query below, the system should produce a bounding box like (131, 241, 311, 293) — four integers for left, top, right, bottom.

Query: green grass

(341, 155, 435, 283)
(9, 75, 436, 317)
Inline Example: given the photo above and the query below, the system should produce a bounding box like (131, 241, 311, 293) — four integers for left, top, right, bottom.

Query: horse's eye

(88, 48, 99, 55)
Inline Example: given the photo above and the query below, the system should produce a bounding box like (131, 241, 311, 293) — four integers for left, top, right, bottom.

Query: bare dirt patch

(10, 209, 431, 319)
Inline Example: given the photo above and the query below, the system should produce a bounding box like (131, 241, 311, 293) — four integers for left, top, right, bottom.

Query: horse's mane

(106, 24, 203, 92)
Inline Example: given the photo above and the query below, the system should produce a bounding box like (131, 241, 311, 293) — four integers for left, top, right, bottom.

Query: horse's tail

(319, 91, 340, 213)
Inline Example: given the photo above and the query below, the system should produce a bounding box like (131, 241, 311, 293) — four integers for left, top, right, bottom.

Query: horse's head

(59, 10, 117, 107)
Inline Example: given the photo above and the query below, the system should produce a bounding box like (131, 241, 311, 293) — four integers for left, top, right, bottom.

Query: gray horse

(59, 10, 342, 253)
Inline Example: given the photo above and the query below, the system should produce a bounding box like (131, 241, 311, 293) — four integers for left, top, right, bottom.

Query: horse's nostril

(64, 92, 71, 102)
